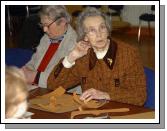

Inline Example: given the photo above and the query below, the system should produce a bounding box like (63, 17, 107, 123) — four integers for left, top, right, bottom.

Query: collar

(89, 38, 117, 70)
(93, 43, 109, 59)
(50, 30, 67, 44)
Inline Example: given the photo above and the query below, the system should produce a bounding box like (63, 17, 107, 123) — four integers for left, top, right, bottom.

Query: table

(28, 88, 154, 119)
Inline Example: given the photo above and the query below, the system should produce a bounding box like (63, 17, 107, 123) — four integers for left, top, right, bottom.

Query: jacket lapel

(89, 48, 98, 70)
(103, 39, 117, 70)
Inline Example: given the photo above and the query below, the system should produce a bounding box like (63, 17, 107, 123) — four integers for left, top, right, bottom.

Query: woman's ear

(57, 18, 67, 26)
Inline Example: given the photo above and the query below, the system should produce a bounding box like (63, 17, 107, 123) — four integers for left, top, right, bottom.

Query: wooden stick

(71, 108, 130, 119)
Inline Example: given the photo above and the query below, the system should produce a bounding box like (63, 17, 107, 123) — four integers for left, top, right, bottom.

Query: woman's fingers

(84, 95, 93, 103)
(80, 91, 90, 100)
(80, 88, 94, 100)
(80, 88, 110, 101)
(78, 41, 91, 50)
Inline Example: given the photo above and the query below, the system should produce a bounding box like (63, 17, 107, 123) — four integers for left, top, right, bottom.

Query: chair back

(144, 67, 155, 109)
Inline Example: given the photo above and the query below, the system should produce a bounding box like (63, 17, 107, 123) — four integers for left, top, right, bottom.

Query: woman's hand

(67, 40, 91, 63)
(80, 88, 110, 102)
(21, 66, 37, 84)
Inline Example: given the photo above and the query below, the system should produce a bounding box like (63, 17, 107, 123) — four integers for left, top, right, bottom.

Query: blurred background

(5, 5, 155, 70)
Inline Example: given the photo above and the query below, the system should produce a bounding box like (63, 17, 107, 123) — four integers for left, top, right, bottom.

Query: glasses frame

(38, 16, 62, 29)
(85, 24, 107, 36)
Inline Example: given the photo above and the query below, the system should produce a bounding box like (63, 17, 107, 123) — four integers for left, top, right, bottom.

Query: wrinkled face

(83, 16, 109, 50)
(40, 15, 67, 38)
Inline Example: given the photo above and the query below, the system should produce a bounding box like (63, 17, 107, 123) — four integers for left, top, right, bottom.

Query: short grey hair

(39, 5, 71, 23)
(76, 7, 112, 41)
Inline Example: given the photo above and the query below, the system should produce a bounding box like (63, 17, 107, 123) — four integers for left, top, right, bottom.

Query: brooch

(107, 58, 113, 66)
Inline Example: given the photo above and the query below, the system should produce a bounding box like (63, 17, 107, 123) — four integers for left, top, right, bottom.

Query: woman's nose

(96, 31, 102, 37)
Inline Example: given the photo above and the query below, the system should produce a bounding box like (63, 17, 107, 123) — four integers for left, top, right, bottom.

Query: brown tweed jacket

(47, 38, 147, 106)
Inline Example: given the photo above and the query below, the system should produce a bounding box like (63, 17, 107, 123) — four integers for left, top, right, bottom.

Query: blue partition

(5, 48, 33, 68)
(144, 67, 155, 109)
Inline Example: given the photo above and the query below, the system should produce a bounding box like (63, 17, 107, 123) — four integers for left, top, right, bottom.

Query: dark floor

(112, 30, 155, 70)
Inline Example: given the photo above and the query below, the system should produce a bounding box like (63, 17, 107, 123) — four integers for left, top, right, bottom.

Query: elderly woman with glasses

(48, 7, 146, 106)
(21, 5, 77, 89)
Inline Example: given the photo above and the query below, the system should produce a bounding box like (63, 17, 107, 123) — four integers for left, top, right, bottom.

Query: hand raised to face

(67, 39, 91, 63)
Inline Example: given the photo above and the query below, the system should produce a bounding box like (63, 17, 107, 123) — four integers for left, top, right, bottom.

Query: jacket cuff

(62, 56, 75, 68)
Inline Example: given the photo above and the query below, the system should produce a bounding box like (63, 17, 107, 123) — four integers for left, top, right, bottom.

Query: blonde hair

(5, 66, 28, 119)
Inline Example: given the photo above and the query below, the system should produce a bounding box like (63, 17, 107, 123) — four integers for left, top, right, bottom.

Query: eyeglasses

(85, 24, 107, 36)
(38, 16, 62, 29)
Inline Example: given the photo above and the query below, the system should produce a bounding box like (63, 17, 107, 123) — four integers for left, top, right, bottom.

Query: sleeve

(62, 56, 75, 68)
(47, 58, 82, 91)
(109, 47, 147, 106)
(24, 36, 46, 71)
(24, 36, 51, 88)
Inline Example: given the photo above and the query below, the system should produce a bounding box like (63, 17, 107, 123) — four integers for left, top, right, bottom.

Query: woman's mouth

(97, 40, 103, 43)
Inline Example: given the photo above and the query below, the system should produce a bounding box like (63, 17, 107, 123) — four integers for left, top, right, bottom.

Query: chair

(144, 67, 155, 109)
(138, 5, 155, 43)
(25, 5, 41, 18)
(5, 48, 33, 68)
(108, 5, 124, 21)
(106, 5, 130, 32)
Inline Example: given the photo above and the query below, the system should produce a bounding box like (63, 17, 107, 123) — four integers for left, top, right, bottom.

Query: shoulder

(66, 25, 77, 39)
(34, 34, 50, 53)
(111, 37, 139, 56)
(62, 25, 77, 49)
(39, 34, 50, 46)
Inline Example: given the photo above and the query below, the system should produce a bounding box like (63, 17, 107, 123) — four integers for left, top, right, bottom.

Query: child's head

(5, 66, 28, 119)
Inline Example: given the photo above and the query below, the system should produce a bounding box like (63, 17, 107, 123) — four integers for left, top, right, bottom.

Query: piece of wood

(37, 86, 65, 98)
(37, 96, 57, 112)
(110, 111, 155, 119)
(29, 94, 80, 113)
(71, 108, 130, 119)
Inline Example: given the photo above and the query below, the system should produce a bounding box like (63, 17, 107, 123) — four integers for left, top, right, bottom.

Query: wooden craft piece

(71, 108, 130, 119)
(37, 86, 65, 98)
(29, 87, 108, 114)
(29, 94, 80, 113)
(37, 96, 57, 112)
(73, 92, 107, 109)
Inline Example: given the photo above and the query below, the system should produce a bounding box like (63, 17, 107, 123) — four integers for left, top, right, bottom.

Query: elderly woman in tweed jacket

(48, 7, 147, 106)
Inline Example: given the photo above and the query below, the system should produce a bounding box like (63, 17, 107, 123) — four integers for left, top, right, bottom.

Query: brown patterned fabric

(48, 38, 147, 106)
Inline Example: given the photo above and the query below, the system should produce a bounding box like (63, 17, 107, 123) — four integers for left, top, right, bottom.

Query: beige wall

(66, 5, 155, 27)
